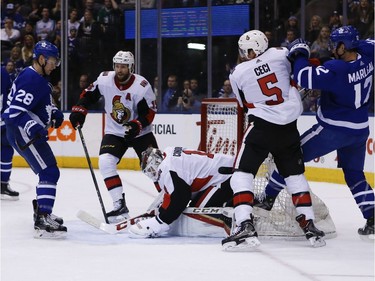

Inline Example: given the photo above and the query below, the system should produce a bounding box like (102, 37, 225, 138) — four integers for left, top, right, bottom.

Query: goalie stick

(77, 189, 165, 234)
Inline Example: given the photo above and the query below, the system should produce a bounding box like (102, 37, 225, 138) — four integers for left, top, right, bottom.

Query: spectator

(2, 46, 24, 74)
(80, 0, 100, 22)
(190, 78, 202, 101)
(21, 34, 35, 66)
(76, 9, 102, 75)
(310, 26, 331, 59)
(280, 29, 297, 47)
(68, 73, 89, 109)
(349, 0, 374, 38)
(4, 61, 17, 82)
(20, 21, 37, 43)
(1, 3, 25, 30)
(50, 0, 61, 21)
(306, 15, 323, 44)
(67, 8, 81, 33)
(97, 0, 122, 64)
(35, 7, 56, 41)
(264, 30, 277, 47)
(52, 84, 61, 108)
(329, 10, 343, 32)
(0, 18, 21, 46)
(218, 79, 236, 98)
(47, 19, 62, 49)
(286, 15, 300, 38)
(161, 74, 181, 113)
(176, 79, 194, 112)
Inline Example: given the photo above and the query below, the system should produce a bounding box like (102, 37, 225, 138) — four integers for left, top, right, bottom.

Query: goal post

(200, 98, 337, 240)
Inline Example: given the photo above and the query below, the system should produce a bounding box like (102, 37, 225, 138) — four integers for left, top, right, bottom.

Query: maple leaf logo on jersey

(111, 95, 131, 124)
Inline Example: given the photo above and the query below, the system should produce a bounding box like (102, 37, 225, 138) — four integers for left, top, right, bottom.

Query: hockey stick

(77, 125, 109, 224)
(77, 189, 165, 234)
(16, 122, 54, 151)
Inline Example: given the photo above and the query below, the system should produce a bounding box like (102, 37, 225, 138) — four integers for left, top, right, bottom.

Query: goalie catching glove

(123, 120, 142, 140)
(287, 38, 310, 61)
(69, 105, 87, 129)
(128, 216, 169, 238)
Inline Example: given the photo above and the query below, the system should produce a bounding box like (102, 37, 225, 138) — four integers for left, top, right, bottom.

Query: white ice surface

(1, 167, 374, 281)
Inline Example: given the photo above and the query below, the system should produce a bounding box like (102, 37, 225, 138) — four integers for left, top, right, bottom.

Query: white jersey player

(222, 30, 325, 251)
(128, 147, 235, 238)
(69, 51, 159, 222)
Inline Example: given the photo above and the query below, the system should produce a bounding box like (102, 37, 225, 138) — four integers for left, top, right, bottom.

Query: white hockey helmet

(113, 51, 135, 74)
(238, 30, 269, 59)
(141, 147, 164, 182)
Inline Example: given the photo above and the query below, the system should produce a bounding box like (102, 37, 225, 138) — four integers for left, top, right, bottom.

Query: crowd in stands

(1, 0, 373, 113)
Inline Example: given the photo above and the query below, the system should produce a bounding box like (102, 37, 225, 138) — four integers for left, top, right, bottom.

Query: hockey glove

(51, 109, 64, 128)
(23, 120, 48, 142)
(287, 38, 310, 61)
(123, 120, 142, 140)
(69, 105, 87, 129)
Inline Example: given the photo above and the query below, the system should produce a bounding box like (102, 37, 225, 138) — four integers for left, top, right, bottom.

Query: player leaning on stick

(69, 51, 158, 223)
(255, 26, 375, 241)
(128, 146, 234, 238)
(2, 41, 66, 238)
(222, 30, 325, 251)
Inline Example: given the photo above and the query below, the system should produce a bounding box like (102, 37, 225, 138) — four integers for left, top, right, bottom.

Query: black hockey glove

(287, 38, 310, 62)
(51, 109, 64, 128)
(123, 120, 142, 140)
(69, 105, 87, 129)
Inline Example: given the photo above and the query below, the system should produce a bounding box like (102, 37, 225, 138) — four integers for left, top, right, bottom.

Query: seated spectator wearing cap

(286, 15, 300, 38)
(1, 3, 25, 30)
(329, 11, 343, 32)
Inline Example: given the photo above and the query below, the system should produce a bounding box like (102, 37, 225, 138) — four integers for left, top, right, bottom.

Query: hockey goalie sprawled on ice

(127, 147, 337, 244)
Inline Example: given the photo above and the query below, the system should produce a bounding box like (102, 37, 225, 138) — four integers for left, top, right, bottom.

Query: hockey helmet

(33, 40, 60, 66)
(113, 51, 135, 74)
(141, 147, 164, 182)
(238, 30, 269, 59)
(330, 26, 359, 50)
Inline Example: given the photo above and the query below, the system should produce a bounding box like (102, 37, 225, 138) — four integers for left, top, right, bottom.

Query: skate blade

(1, 194, 19, 201)
(359, 234, 375, 242)
(34, 229, 67, 239)
(308, 236, 326, 248)
(222, 237, 261, 252)
(108, 214, 130, 224)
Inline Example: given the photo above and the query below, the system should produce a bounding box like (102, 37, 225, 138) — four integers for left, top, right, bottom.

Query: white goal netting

(200, 98, 336, 240)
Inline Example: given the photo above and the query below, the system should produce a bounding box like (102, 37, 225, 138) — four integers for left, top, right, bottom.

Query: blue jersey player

(255, 26, 374, 241)
(2, 41, 67, 239)
(1, 67, 19, 200)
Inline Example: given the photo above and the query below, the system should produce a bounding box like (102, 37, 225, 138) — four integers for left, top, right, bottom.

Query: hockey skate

(32, 199, 64, 225)
(34, 213, 67, 239)
(252, 194, 275, 217)
(296, 214, 326, 247)
(358, 217, 374, 242)
(106, 193, 130, 223)
(1, 182, 19, 201)
(221, 217, 260, 251)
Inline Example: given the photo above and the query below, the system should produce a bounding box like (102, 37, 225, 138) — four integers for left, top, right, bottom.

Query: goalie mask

(113, 51, 135, 74)
(238, 30, 268, 59)
(141, 147, 164, 182)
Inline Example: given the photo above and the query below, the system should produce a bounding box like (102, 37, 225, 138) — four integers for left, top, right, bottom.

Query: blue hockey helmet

(33, 40, 60, 66)
(329, 26, 359, 50)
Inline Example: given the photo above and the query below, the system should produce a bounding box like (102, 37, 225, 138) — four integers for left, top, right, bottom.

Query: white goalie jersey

(158, 147, 234, 195)
(230, 47, 303, 125)
(88, 71, 157, 137)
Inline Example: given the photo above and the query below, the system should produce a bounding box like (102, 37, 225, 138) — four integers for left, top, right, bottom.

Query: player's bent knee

(39, 165, 60, 184)
(99, 153, 119, 177)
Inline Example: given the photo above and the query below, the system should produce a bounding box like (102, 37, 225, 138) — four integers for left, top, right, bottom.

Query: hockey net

(200, 98, 336, 240)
